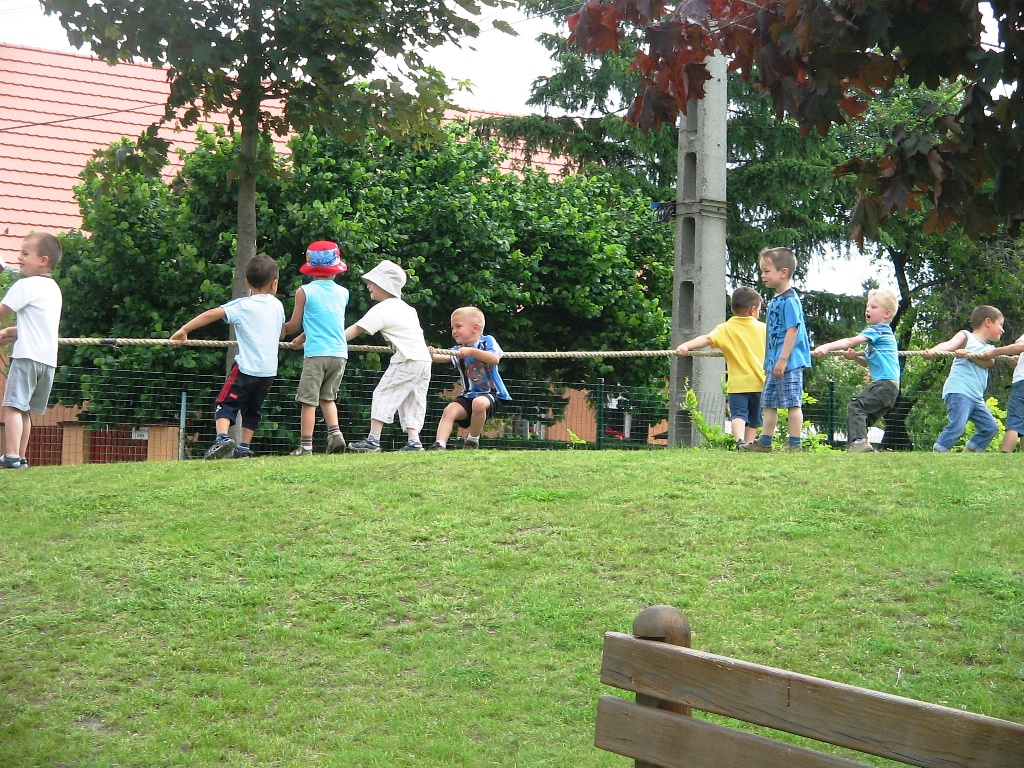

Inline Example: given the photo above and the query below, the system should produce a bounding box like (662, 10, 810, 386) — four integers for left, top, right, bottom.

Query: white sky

(0, 0, 886, 294)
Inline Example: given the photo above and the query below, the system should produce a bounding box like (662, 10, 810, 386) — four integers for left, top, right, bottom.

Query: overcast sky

(0, 0, 887, 294)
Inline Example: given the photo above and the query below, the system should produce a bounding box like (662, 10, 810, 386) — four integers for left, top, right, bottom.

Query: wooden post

(632, 605, 691, 768)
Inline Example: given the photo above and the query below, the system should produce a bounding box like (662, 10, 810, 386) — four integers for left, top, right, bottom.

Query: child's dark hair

(25, 232, 62, 271)
(246, 254, 279, 289)
(731, 287, 762, 314)
(970, 305, 1002, 329)
(758, 246, 797, 275)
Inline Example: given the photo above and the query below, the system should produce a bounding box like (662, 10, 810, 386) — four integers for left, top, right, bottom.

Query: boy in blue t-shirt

(812, 289, 901, 452)
(283, 241, 350, 456)
(172, 254, 285, 459)
(428, 306, 511, 450)
(742, 247, 811, 452)
(925, 305, 1004, 452)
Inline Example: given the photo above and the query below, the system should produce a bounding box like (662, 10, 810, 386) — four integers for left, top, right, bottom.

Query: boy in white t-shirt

(0, 232, 64, 469)
(345, 260, 432, 452)
(172, 254, 285, 459)
(980, 333, 1024, 452)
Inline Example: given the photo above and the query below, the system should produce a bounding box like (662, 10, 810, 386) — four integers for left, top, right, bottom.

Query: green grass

(1, 451, 1023, 766)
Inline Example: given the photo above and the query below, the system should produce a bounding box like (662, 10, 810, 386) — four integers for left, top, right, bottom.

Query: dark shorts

(452, 393, 499, 429)
(728, 392, 763, 428)
(215, 364, 274, 431)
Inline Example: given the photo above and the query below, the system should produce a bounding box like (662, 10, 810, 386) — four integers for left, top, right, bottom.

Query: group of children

(169, 241, 511, 458)
(1, 235, 1022, 466)
(676, 246, 1022, 453)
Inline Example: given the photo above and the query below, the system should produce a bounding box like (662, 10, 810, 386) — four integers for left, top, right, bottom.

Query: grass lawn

(1, 450, 1022, 767)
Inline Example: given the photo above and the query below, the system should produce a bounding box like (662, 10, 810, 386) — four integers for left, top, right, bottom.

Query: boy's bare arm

(0, 304, 15, 343)
(282, 287, 306, 336)
(171, 307, 227, 342)
(772, 326, 798, 378)
(924, 330, 967, 358)
(344, 324, 365, 342)
(983, 341, 1024, 358)
(455, 346, 500, 365)
(811, 334, 867, 358)
(675, 334, 712, 355)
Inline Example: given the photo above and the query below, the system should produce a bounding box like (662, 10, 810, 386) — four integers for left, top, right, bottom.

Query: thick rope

(55, 337, 1012, 361)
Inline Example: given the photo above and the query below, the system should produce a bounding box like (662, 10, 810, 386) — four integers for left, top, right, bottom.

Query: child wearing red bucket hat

(282, 241, 350, 455)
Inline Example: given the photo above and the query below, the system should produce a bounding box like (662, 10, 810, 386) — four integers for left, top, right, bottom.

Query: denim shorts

(1006, 380, 1024, 433)
(761, 368, 804, 409)
(728, 392, 763, 427)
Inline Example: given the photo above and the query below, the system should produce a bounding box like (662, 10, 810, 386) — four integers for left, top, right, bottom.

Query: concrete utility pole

(668, 53, 728, 447)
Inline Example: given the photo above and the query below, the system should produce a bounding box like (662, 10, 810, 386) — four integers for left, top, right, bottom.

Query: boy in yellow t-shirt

(675, 287, 767, 448)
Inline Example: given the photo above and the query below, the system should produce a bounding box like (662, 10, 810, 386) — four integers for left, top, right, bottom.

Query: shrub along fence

(4, 344, 1015, 465)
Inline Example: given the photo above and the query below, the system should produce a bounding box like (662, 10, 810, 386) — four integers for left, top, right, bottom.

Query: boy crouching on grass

(811, 289, 900, 453)
(428, 306, 511, 450)
(675, 287, 766, 449)
(172, 254, 285, 459)
(0, 232, 63, 470)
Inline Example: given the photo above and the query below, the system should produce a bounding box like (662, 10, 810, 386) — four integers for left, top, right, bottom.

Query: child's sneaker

(847, 439, 874, 453)
(398, 441, 424, 452)
(429, 441, 446, 450)
(348, 437, 381, 453)
(233, 446, 255, 459)
(1, 454, 26, 469)
(739, 440, 771, 452)
(289, 445, 313, 457)
(784, 442, 805, 452)
(204, 436, 236, 460)
(464, 438, 480, 449)
(326, 432, 347, 454)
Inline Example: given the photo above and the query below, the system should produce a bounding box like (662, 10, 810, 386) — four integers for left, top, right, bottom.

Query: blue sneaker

(398, 441, 424, 452)
(348, 437, 381, 453)
(233, 446, 255, 459)
(1, 454, 26, 469)
(203, 436, 236, 460)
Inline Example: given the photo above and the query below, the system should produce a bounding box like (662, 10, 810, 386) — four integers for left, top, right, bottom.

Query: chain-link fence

(7, 361, 1014, 465)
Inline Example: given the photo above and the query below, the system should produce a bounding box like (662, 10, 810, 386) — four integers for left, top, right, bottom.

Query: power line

(0, 102, 167, 132)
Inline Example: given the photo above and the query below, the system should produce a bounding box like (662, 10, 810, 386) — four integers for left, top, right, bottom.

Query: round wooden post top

(632, 605, 691, 647)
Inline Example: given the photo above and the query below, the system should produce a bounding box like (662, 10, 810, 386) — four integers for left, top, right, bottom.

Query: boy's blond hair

(452, 306, 485, 329)
(868, 289, 898, 316)
(24, 232, 62, 271)
(758, 246, 797, 276)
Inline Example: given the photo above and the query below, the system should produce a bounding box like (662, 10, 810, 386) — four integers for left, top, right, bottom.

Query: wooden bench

(595, 606, 1024, 768)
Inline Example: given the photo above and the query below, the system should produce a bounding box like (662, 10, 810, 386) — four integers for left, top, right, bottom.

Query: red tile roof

(0, 43, 569, 268)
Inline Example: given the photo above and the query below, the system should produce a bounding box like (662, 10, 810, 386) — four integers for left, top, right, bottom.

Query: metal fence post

(596, 378, 605, 450)
(178, 390, 187, 461)
(632, 605, 691, 768)
(827, 380, 836, 447)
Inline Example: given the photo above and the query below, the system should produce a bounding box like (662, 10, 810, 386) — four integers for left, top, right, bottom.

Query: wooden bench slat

(601, 632, 1024, 768)
(595, 695, 872, 768)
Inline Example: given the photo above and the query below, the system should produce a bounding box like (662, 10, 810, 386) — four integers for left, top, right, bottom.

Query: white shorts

(3, 358, 55, 414)
(370, 360, 431, 432)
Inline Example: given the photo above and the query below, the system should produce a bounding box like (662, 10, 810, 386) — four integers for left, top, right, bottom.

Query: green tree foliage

(567, 0, 1024, 244)
(473, 1, 853, 283)
(42, 0, 510, 302)
(56, 126, 673, 425)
